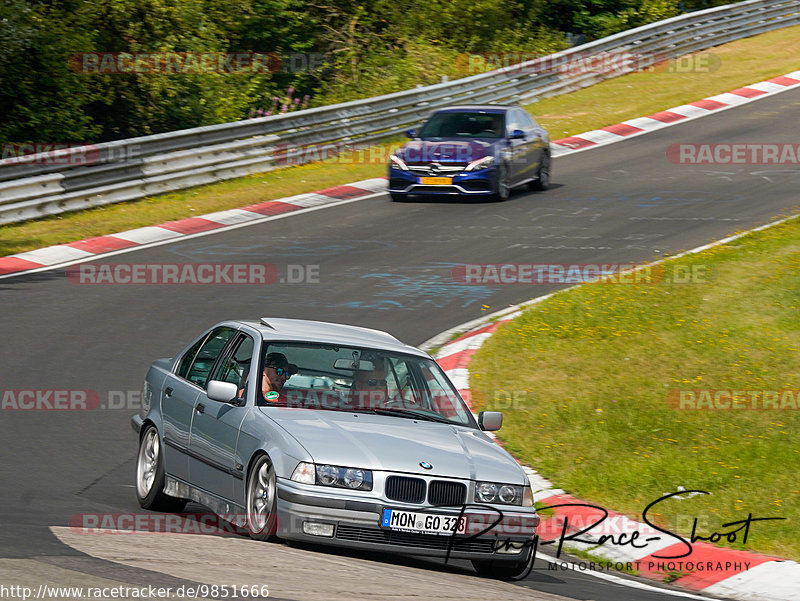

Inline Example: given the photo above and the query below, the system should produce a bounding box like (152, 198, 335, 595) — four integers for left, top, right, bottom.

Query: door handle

(165, 387, 173, 397)
(196, 403, 205, 414)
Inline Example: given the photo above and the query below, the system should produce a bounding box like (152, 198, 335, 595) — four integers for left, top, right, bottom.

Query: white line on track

(0, 192, 386, 280)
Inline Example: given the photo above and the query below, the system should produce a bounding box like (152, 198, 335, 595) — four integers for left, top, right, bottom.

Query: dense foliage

(0, 0, 736, 144)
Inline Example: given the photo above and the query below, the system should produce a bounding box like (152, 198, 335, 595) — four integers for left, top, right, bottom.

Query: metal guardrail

(1, 0, 798, 224)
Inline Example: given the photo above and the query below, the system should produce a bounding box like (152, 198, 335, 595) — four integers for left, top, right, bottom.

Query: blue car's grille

(410, 186, 459, 194)
(428, 481, 467, 506)
(335, 525, 494, 553)
(459, 180, 491, 191)
(385, 476, 426, 503)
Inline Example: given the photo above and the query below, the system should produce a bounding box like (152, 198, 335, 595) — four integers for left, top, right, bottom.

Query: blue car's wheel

(529, 152, 550, 192)
(493, 164, 510, 201)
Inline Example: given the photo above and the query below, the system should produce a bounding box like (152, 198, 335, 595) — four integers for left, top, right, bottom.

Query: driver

(260, 352, 297, 403)
(351, 354, 389, 409)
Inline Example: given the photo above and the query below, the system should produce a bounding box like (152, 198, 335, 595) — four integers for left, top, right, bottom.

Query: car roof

(433, 105, 515, 114)
(238, 317, 428, 357)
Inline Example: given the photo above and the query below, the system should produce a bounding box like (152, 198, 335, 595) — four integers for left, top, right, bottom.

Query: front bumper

(131, 414, 143, 434)
(275, 480, 538, 560)
(388, 166, 498, 196)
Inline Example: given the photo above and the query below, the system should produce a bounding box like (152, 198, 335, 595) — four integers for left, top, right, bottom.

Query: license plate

(381, 509, 468, 535)
(418, 177, 452, 185)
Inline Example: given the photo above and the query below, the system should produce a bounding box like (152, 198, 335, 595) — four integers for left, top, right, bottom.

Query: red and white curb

(549, 70, 800, 156)
(0, 178, 388, 278)
(2, 68, 800, 280)
(426, 218, 800, 600)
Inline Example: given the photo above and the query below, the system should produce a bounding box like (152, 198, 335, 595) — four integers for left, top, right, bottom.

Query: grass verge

(1, 24, 799, 256)
(530, 24, 800, 140)
(469, 216, 800, 561)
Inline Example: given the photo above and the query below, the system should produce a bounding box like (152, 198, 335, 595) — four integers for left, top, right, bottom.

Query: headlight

(523, 484, 534, 507)
(317, 464, 373, 490)
(291, 462, 315, 484)
(317, 464, 338, 485)
(464, 155, 495, 172)
(343, 468, 367, 489)
(475, 481, 525, 505)
(291, 462, 373, 490)
(389, 154, 408, 171)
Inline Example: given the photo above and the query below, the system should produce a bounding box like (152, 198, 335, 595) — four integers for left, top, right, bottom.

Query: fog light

(302, 522, 334, 537)
(496, 540, 526, 554)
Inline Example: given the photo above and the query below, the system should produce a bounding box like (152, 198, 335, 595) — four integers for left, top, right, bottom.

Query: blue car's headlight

(464, 155, 495, 172)
(475, 481, 528, 505)
(389, 154, 408, 171)
(291, 462, 373, 491)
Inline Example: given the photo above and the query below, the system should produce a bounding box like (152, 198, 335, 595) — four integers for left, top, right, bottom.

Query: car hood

(398, 139, 497, 165)
(260, 408, 525, 483)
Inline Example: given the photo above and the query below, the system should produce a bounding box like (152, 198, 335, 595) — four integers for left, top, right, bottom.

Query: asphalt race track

(1, 86, 798, 601)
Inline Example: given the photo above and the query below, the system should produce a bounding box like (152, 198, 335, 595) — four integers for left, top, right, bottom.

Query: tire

(389, 192, 405, 202)
(246, 455, 279, 541)
(492, 164, 510, 201)
(135, 425, 187, 512)
(528, 152, 551, 192)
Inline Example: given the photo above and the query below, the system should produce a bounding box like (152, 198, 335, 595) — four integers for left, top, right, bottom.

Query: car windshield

(258, 342, 476, 427)
(419, 111, 505, 139)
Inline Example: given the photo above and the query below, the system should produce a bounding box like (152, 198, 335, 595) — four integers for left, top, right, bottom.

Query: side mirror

(478, 411, 503, 431)
(207, 380, 239, 404)
(406, 129, 416, 139)
(510, 129, 525, 140)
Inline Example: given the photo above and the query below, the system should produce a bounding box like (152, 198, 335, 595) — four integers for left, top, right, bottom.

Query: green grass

(470, 216, 800, 561)
(529, 24, 800, 139)
(1, 24, 799, 256)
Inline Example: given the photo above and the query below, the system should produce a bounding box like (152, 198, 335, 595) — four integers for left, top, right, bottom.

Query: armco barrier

(0, 0, 798, 224)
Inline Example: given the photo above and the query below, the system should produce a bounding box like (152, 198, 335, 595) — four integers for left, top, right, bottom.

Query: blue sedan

(388, 105, 550, 201)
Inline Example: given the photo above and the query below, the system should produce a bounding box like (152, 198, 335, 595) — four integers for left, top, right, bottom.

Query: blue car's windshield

(419, 111, 505, 139)
(256, 342, 476, 427)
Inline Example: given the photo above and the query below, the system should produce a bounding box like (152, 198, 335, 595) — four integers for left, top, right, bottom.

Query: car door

(520, 109, 547, 180)
(504, 110, 527, 184)
(188, 332, 256, 502)
(506, 109, 530, 183)
(160, 326, 236, 482)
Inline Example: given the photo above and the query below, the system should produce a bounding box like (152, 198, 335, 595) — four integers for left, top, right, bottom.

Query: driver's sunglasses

(269, 366, 291, 377)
